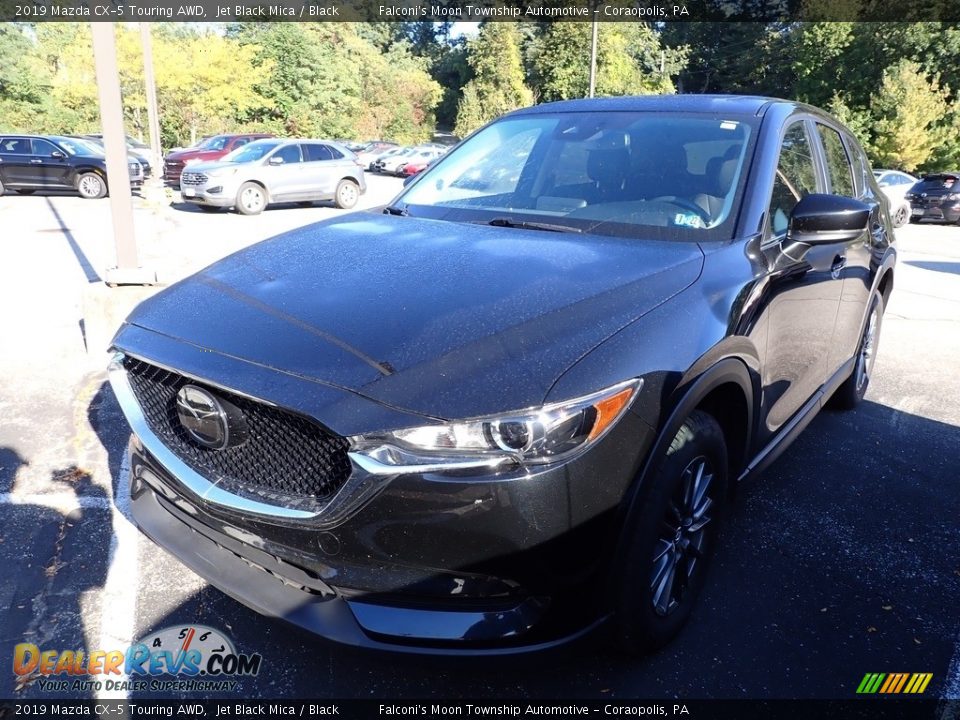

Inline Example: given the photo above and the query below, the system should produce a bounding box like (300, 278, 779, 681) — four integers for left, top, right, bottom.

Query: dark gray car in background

(109, 95, 895, 655)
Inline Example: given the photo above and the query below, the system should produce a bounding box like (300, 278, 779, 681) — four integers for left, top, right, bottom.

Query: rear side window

(304, 144, 333, 162)
(816, 124, 855, 197)
(0, 138, 30, 154)
(768, 122, 818, 236)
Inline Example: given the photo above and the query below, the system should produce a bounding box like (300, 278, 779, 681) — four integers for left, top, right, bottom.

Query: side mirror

(787, 193, 870, 244)
(268, 156, 283, 165)
(51, 150, 65, 159)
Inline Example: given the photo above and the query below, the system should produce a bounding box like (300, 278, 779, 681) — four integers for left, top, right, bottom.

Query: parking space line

(95, 451, 138, 701)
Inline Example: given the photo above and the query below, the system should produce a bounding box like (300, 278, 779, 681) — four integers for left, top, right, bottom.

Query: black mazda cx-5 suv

(109, 96, 895, 655)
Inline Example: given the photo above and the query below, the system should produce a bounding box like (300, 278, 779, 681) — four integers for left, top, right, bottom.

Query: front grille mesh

(123, 357, 352, 504)
(181, 172, 207, 186)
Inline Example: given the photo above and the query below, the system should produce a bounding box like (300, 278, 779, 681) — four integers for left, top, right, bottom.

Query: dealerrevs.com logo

(13, 625, 261, 693)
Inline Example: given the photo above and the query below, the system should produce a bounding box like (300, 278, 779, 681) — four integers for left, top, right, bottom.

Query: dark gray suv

(109, 96, 895, 655)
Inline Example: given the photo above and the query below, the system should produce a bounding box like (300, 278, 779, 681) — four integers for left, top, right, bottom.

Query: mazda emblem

(175, 385, 232, 449)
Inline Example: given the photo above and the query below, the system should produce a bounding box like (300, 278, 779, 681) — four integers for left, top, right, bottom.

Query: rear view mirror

(268, 156, 283, 165)
(787, 193, 870, 244)
(51, 150, 65, 159)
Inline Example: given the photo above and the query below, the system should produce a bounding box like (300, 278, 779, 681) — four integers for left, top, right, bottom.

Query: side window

(0, 138, 30, 154)
(273, 144, 302, 164)
(304, 144, 333, 162)
(816, 124, 855, 197)
(327, 146, 344, 160)
(32, 139, 59, 156)
(232, 137, 250, 150)
(768, 122, 818, 237)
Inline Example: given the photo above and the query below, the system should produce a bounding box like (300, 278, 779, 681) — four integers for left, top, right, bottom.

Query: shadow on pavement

(44, 197, 101, 283)
(0, 456, 112, 699)
(904, 260, 960, 276)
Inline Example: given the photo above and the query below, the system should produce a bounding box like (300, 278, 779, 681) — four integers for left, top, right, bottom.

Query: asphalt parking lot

(0, 182, 958, 702)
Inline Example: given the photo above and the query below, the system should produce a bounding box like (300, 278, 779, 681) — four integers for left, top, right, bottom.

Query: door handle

(30, 159, 43, 164)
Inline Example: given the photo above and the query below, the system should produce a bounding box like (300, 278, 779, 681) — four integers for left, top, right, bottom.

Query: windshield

(398, 112, 755, 240)
(198, 135, 230, 151)
(51, 137, 101, 156)
(222, 140, 281, 163)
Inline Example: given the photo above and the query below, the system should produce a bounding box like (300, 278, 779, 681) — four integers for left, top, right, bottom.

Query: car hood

(166, 148, 225, 162)
(119, 214, 703, 420)
(185, 160, 246, 174)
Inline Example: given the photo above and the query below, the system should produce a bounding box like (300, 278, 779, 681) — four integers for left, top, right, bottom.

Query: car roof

(510, 94, 782, 118)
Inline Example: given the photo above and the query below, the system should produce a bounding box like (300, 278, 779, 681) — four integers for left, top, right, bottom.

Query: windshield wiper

(485, 217, 582, 233)
(383, 204, 409, 216)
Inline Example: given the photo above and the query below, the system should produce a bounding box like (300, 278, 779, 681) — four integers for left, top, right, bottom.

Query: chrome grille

(181, 172, 207, 186)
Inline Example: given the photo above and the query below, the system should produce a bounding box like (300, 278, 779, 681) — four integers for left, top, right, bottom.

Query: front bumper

(129, 441, 606, 655)
(110, 350, 653, 653)
(179, 180, 238, 207)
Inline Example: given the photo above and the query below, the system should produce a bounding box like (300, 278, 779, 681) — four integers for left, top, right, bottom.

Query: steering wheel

(648, 196, 711, 225)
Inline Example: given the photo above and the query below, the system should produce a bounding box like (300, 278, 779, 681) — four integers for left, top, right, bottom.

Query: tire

(235, 182, 267, 215)
(16, 189, 35, 195)
(612, 410, 728, 655)
(832, 292, 885, 410)
(334, 179, 359, 209)
(892, 204, 909, 229)
(0, 179, 4, 195)
(77, 172, 107, 199)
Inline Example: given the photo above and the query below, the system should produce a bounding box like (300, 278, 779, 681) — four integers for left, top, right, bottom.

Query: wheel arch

(238, 179, 271, 203)
(877, 267, 894, 309)
(604, 355, 755, 606)
(74, 166, 107, 186)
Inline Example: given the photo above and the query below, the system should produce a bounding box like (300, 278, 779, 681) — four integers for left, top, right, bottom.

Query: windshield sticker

(674, 213, 705, 228)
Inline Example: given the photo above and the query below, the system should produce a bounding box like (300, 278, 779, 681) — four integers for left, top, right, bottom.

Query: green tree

(454, 23, 532, 136)
(870, 60, 949, 172)
(529, 23, 680, 103)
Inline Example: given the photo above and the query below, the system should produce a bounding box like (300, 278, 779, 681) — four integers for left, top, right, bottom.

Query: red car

(400, 149, 445, 178)
(163, 133, 272, 185)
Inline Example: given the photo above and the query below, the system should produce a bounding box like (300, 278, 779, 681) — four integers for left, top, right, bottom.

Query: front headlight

(349, 379, 641, 475)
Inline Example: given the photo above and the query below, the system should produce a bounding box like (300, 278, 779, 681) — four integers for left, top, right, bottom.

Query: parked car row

(367, 144, 449, 177)
(178, 138, 367, 215)
(0, 134, 143, 198)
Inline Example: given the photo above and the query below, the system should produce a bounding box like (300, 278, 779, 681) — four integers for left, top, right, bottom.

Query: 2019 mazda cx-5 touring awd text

(109, 96, 895, 655)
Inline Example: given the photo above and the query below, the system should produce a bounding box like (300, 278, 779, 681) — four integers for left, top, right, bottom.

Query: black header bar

(2, 0, 960, 22)
(0, 698, 955, 719)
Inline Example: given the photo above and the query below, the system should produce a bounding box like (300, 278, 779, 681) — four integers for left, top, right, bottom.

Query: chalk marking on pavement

(95, 450, 139, 701)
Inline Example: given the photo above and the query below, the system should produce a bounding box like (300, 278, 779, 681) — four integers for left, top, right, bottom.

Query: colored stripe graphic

(856, 673, 932, 694)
